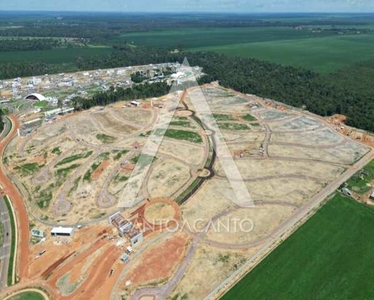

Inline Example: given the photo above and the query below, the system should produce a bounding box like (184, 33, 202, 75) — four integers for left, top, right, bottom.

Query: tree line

(71, 82, 170, 111)
(0, 45, 373, 132)
(0, 38, 61, 52)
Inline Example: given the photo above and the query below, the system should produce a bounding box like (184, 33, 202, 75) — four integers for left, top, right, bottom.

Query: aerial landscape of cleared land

(1, 59, 374, 299)
(1, 10, 374, 300)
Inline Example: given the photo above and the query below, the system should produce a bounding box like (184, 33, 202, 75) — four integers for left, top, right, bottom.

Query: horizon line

(1, 10, 374, 14)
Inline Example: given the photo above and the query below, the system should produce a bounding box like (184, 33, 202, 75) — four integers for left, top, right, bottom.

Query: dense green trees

(0, 45, 373, 132)
(72, 82, 170, 111)
(0, 38, 61, 52)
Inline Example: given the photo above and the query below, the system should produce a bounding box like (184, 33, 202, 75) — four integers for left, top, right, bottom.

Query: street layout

(0, 84, 373, 300)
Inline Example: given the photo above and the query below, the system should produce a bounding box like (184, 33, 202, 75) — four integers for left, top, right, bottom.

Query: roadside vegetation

(222, 194, 374, 300)
(4, 196, 16, 286)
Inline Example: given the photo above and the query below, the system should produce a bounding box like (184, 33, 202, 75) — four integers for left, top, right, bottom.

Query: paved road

(0, 196, 12, 290)
(0, 117, 12, 141)
(0, 117, 13, 289)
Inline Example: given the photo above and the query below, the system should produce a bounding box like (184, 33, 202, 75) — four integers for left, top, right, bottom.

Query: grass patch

(96, 133, 117, 143)
(213, 114, 235, 121)
(14, 163, 41, 176)
(218, 122, 250, 131)
(55, 164, 81, 178)
(51, 147, 61, 155)
(3, 196, 16, 286)
(83, 162, 101, 181)
(33, 100, 48, 108)
(68, 176, 81, 196)
(241, 114, 256, 121)
(140, 128, 202, 143)
(55, 151, 92, 167)
(169, 120, 192, 128)
(164, 129, 203, 144)
(8, 291, 45, 300)
(222, 194, 374, 300)
(113, 150, 129, 161)
(346, 159, 374, 194)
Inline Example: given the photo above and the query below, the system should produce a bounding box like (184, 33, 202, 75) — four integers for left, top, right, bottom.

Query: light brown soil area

(144, 202, 176, 224)
(91, 160, 110, 181)
(175, 110, 192, 117)
(124, 233, 189, 287)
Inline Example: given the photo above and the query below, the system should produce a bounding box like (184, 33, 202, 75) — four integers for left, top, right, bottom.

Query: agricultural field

(117, 27, 329, 49)
(221, 194, 374, 300)
(191, 34, 374, 73)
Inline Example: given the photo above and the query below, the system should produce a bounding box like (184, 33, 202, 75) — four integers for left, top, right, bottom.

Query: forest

(0, 38, 62, 52)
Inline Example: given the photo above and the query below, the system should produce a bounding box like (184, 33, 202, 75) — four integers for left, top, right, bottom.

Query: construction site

(0, 70, 373, 300)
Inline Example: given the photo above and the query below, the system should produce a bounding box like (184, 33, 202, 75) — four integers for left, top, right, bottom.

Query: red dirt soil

(123, 234, 189, 287)
(0, 115, 30, 280)
(90, 160, 110, 181)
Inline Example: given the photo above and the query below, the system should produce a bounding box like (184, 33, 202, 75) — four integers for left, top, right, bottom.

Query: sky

(1, 0, 374, 13)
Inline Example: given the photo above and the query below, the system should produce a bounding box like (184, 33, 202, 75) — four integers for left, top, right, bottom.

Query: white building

(51, 227, 74, 237)
(25, 93, 46, 101)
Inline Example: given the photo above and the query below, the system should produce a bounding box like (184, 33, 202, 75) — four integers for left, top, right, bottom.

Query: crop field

(117, 27, 329, 49)
(191, 35, 374, 73)
(221, 194, 374, 300)
(0, 47, 112, 64)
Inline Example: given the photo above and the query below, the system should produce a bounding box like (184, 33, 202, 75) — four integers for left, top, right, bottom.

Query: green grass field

(9, 291, 45, 300)
(192, 34, 374, 73)
(118, 27, 330, 49)
(222, 194, 374, 300)
(0, 47, 112, 64)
